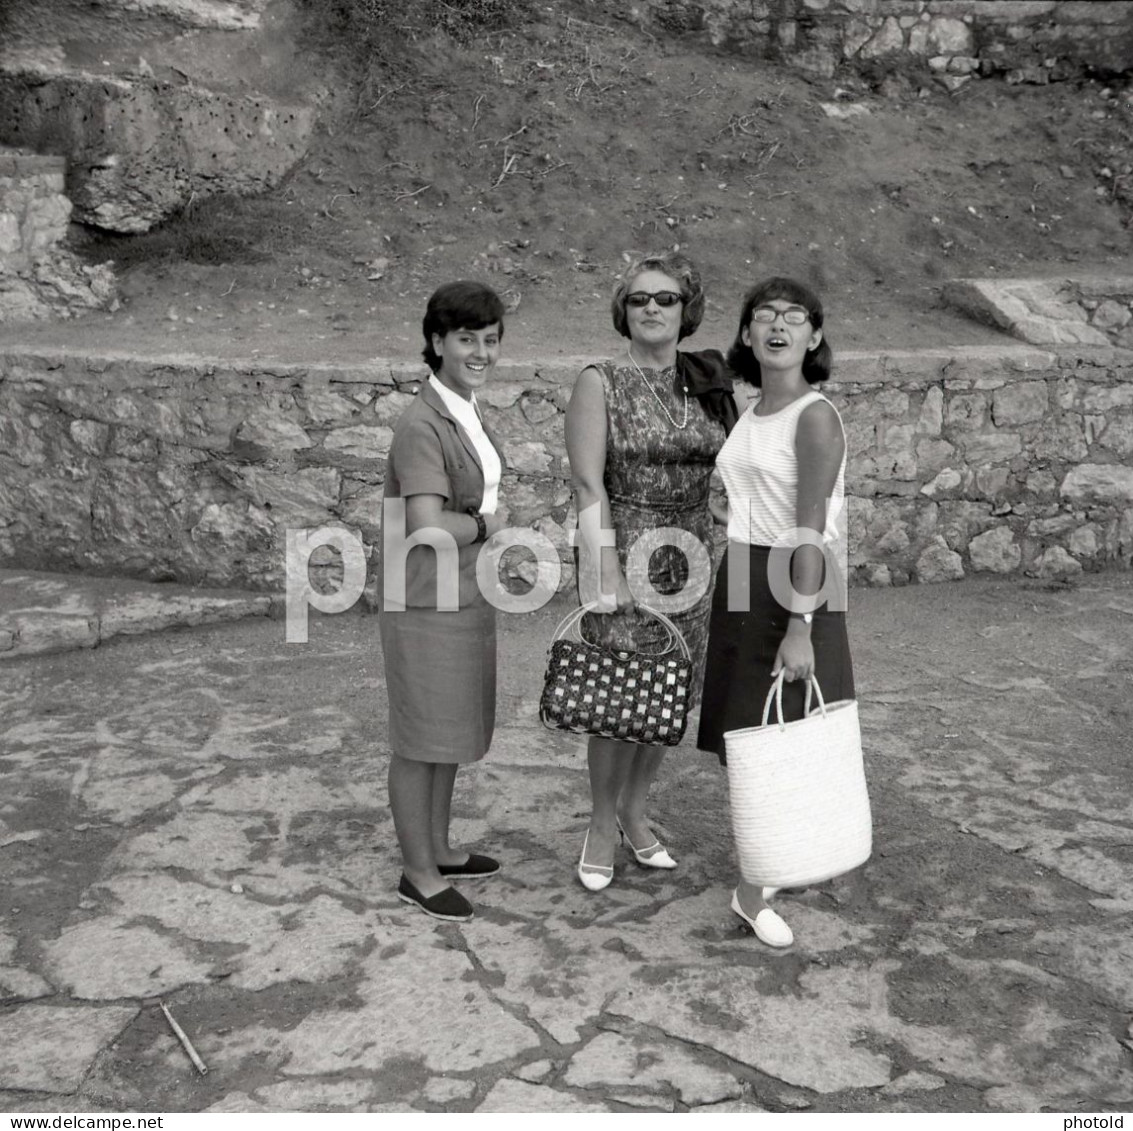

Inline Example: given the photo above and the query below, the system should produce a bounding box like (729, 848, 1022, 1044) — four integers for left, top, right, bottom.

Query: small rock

(820, 102, 871, 119)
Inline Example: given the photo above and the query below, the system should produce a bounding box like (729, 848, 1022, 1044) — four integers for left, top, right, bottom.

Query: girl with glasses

(697, 276, 856, 947)
(564, 250, 739, 891)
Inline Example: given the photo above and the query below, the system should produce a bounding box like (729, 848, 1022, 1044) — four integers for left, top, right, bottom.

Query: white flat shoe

(731, 889, 793, 948)
(616, 818, 678, 870)
(577, 831, 613, 892)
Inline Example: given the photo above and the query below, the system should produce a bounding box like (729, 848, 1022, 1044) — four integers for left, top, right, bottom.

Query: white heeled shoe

(616, 818, 678, 870)
(577, 831, 614, 892)
(731, 888, 793, 948)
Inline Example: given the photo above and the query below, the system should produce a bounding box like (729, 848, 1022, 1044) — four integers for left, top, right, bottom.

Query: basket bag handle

(550, 602, 691, 662)
(761, 670, 828, 732)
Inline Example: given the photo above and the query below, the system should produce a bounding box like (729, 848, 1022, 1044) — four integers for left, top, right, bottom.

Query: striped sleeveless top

(716, 389, 846, 547)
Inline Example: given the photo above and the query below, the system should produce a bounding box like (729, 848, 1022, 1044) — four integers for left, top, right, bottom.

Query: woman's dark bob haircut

(422, 280, 506, 372)
(726, 276, 833, 387)
(611, 251, 705, 342)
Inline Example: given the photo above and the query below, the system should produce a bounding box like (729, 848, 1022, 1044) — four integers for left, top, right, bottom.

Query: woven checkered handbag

(725, 672, 871, 888)
(539, 603, 692, 746)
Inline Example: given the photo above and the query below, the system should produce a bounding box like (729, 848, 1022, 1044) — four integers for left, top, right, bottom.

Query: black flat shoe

(437, 853, 500, 879)
(397, 875, 473, 921)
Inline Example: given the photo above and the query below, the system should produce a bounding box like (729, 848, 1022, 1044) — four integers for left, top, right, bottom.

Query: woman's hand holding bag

(724, 671, 871, 888)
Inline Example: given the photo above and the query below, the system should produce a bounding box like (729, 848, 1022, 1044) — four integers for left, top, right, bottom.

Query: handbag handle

(760, 671, 828, 731)
(550, 602, 691, 662)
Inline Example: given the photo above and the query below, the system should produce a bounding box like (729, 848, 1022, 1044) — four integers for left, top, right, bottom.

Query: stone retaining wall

(635, 1, 1133, 83)
(2, 342, 1131, 594)
(0, 148, 117, 321)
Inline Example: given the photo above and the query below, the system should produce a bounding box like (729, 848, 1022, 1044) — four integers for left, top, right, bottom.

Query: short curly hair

(421, 280, 506, 373)
(610, 251, 705, 342)
(726, 276, 833, 387)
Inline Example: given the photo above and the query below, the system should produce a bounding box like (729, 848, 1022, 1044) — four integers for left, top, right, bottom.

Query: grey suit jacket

(380, 380, 506, 609)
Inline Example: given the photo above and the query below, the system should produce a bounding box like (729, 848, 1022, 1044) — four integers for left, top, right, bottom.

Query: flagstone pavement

(1, 567, 1131, 1114)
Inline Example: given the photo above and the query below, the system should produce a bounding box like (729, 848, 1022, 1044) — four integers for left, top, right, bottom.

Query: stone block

(478, 383, 525, 409)
(1034, 545, 1082, 579)
(861, 563, 892, 586)
(69, 419, 111, 455)
(877, 421, 915, 456)
(302, 391, 359, 425)
(231, 466, 342, 524)
(1010, 316, 1110, 347)
(0, 407, 50, 465)
(1031, 417, 1088, 463)
(915, 438, 956, 474)
(8, 611, 99, 655)
(520, 396, 560, 426)
(958, 431, 1023, 465)
(232, 408, 312, 455)
(915, 536, 964, 583)
(322, 425, 394, 462)
(340, 486, 385, 538)
(945, 392, 987, 429)
(860, 16, 905, 58)
(920, 468, 962, 498)
(503, 441, 552, 475)
(0, 212, 20, 256)
(927, 16, 973, 55)
(874, 524, 910, 555)
(969, 526, 1021, 573)
(993, 381, 1048, 425)
(1069, 524, 1099, 558)
(843, 16, 873, 57)
(109, 426, 159, 461)
(1080, 385, 1133, 413)
(916, 387, 944, 435)
(874, 388, 910, 418)
(1028, 514, 1078, 537)
(189, 501, 274, 551)
(1061, 464, 1133, 505)
(1084, 414, 1107, 445)
(975, 467, 1011, 497)
(1092, 300, 1132, 332)
(371, 390, 415, 425)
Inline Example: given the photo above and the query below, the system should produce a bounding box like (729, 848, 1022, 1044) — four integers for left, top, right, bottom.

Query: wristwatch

(468, 509, 488, 543)
(789, 611, 814, 625)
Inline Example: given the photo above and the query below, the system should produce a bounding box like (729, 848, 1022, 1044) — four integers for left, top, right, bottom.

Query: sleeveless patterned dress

(579, 356, 728, 705)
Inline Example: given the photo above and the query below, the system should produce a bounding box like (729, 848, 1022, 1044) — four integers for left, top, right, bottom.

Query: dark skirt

(696, 543, 855, 762)
(379, 602, 496, 764)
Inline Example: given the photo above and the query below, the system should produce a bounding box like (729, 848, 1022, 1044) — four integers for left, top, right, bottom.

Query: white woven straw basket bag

(724, 671, 871, 888)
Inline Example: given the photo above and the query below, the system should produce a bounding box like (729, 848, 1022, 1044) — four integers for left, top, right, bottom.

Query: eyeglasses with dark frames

(626, 290, 683, 308)
(751, 305, 811, 325)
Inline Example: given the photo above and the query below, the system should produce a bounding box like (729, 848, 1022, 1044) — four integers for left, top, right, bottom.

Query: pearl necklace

(626, 346, 690, 430)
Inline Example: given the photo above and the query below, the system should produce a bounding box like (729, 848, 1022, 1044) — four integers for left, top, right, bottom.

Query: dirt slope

(22, 4, 1133, 364)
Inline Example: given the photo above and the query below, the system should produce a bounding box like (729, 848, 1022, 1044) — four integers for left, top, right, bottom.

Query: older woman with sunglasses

(564, 250, 738, 891)
(697, 276, 855, 948)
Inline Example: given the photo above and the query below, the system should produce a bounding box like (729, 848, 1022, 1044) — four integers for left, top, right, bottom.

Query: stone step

(0, 569, 277, 659)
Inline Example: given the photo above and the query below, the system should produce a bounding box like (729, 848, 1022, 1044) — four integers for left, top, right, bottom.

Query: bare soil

(17, 4, 1133, 363)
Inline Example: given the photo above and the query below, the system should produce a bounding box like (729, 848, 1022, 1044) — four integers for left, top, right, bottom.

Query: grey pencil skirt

(379, 602, 497, 764)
